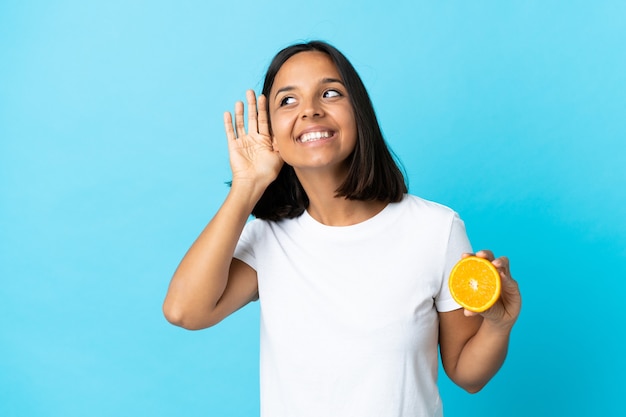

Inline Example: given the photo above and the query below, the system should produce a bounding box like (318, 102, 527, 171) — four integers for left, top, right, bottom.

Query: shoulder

(400, 194, 460, 221)
(240, 218, 269, 242)
(241, 216, 298, 240)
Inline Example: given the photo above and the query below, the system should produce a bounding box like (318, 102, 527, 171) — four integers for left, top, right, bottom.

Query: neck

(295, 168, 386, 226)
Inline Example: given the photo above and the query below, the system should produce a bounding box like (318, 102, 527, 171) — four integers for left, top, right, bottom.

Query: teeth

(299, 131, 332, 143)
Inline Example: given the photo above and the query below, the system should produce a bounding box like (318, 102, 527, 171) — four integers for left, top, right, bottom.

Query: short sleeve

(233, 219, 261, 271)
(435, 213, 473, 312)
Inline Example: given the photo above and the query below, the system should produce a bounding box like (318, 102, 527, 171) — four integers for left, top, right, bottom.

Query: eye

(323, 89, 342, 98)
(279, 96, 296, 106)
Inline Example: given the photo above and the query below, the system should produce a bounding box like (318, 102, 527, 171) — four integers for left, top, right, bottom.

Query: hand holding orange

(449, 256, 501, 313)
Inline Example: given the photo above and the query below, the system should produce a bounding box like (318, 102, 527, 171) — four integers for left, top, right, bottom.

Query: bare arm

(439, 250, 522, 393)
(163, 91, 283, 330)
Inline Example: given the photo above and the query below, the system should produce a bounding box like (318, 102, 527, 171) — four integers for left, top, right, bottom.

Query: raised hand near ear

(224, 90, 283, 192)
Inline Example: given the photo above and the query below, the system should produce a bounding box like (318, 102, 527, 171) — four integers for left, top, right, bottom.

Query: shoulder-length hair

(251, 40, 407, 221)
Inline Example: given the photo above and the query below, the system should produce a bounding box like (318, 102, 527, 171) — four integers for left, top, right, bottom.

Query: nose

(301, 96, 324, 119)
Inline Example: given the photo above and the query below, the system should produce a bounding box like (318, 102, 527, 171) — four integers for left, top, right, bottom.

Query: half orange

(449, 256, 501, 313)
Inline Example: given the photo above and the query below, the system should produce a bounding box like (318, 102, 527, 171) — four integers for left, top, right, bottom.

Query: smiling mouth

(297, 131, 334, 143)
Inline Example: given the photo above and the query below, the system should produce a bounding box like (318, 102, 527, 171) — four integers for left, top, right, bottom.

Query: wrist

(228, 179, 267, 208)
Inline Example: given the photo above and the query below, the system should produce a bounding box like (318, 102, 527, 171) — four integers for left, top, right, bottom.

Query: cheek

(269, 114, 293, 142)
(344, 112, 358, 142)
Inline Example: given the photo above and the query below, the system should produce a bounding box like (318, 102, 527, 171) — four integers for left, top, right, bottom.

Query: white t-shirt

(234, 194, 472, 417)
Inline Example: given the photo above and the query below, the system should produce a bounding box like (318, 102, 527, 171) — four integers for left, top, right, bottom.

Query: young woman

(163, 41, 521, 417)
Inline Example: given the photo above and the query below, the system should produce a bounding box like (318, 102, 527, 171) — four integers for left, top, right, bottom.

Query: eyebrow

(273, 78, 345, 99)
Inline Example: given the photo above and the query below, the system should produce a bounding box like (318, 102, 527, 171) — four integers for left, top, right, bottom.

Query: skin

(163, 51, 522, 393)
(268, 51, 383, 225)
(439, 250, 521, 392)
(269, 52, 357, 177)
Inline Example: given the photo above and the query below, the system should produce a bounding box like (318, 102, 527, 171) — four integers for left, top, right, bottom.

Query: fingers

(462, 250, 494, 261)
(224, 111, 236, 142)
(476, 252, 517, 307)
(234, 100, 245, 138)
(257, 94, 270, 136)
(246, 90, 258, 134)
(466, 250, 521, 324)
(475, 249, 495, 261)
(226, 90, 267, 140)
(492, 256, 510, 278)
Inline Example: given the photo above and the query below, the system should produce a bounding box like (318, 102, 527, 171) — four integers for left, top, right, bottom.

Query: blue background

(1, 1, 624, 416)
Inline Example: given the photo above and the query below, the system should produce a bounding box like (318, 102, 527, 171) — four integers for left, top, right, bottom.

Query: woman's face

(267, 51, 357, 175)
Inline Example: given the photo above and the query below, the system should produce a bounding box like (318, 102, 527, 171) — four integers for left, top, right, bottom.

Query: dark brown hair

(252, 41, 407, 220)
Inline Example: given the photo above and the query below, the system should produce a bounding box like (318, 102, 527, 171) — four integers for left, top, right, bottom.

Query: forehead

(271, 51, 341, 90)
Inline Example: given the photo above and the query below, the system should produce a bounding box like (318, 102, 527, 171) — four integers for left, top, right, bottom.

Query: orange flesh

(449, 256, 501, 313)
